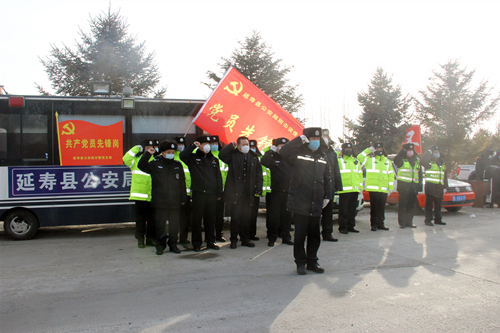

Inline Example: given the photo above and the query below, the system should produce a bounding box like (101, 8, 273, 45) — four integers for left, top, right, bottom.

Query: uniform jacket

(279, 136, 333, 217)
(394, 149, 422, 192)
(325, 146, 343, 192)
(219, 144, 263, 205)
(261, 149, 291, 193)
(337, 155, 363, 194)
(358, 148, 395, 193)
(180, 144, 222, 197)
(421, 150, 448, 197)
(138, 151, 187, 209)
(122, 145, 153, 201)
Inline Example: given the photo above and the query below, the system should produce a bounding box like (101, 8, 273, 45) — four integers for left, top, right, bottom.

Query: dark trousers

(338, 192, 358, 231)
(293, 213, 321, 265)
(134, 200, 156, 240)
(179, 197, 191, 242)
(398, 185, 418, 227)
(155, 207, 180, 248)
(321, 198, 334, 236)
(369, 192, 388, 228)
(267, 191, 292, 242)
(230, 197, 252, 243)
(249, 196, 260, 238)
(191, 191, 217, 248)
(215, 195, 225, 238)
(425, 193, 443, 223)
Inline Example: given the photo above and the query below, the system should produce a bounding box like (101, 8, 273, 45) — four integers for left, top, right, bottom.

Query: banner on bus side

(9, 166, 131, 197)
(56, 116, 123, 166)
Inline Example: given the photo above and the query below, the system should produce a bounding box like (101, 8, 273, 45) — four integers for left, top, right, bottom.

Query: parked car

(456, 164, 476, 182)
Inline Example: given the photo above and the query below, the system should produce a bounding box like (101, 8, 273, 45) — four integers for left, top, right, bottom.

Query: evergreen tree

(37, 8, 166, 97)
(416, 60, 500, 171)
(344, 67, 411, 153)
(204, 31, 303, 114)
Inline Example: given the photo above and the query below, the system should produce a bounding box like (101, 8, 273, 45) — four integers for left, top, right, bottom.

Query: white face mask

(202, 144, 211, 154)
(241, 145, 250, 154)
(323, 137, 329, 145)
(177, 145, 185, 152)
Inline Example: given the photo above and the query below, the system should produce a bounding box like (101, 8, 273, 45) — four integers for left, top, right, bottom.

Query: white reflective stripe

(388, 182, 394, 186)
(128, 151, 136, 157)
(366, 169, 380, 173)
(380, 187, 388, 191)
(382, 171, 390, 174)
(263, 172, 267, 176)
(298, 156, 315, 162)
(131, 192, 148, 198)
(388, 170, 394, 174)
(183, 169, 189, 173)
(366, 185, 379, 190)
(318, 160, 327, 164)
(361, 151, 368, 156)
(426, 170, 442, 174)
(425, 178, 440, 182)
(343, 186, 353, 190)
(132, 170, 150, 176)
(398, 176, 413, 181)
(340, 170, 352, 173)
(186, 189, 191, 193)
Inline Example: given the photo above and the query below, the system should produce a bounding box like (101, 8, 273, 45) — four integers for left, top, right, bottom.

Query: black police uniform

(280, 130, 333, 273)
(180, 136, 223, 250)
(138, 143, 187, 253)
(321, 143, 343, 239)
(219, 142, 263, 247)
(261, 138, 293, 245)
(174, 136, 192, 244)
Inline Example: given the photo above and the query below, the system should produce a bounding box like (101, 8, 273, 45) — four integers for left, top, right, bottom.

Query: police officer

(395, 143, 421, 229)
(321, 133, 343, 241)
(123, 139, 155, 248)
(476, 149, 494, 181)
(337, 143, 363, 234)
(210, 135, 228, 242)
(358, 142, 395, 231)
(219, 137, 263, 249)
(180, 136, 223, 252)
(280, 128, 333, 275)
(138, 140, 187, 255)
(248, 139, 267, 241)
(174, 136, 192, 245)
(421, 145, 448, 226)
(261, 137, 293, 247)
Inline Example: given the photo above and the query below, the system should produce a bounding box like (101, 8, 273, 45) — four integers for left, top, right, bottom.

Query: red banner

(56, 116, 123, 166)
(194, 67, 304, 150)
(403, 124, 423, 155)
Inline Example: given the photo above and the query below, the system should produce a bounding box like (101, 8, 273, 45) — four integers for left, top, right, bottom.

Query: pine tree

(37, 8, 166, 97)
(204, 31, 303, 115)
(344, 67, 411, 153)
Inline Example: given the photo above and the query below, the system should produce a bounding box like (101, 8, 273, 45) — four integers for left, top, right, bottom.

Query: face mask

(407, 151, 414, 158)
(155, 147, 159, 153)
(202, 144, 211, 154)
(323, 137, 329, 145)
(241, 145, 250, 154)
(164, 153, 175, 160)
(344, 150, 352, 157)
(211, 144, 218, 152)
(177, 145, 184, 152)
(250, 148, 256, 153)
(375, 151, 383, 156)
(433, 152, 440, 159)
(309, 140, 320, 151)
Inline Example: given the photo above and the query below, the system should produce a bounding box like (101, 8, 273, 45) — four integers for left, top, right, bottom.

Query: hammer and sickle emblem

(61, 122, 75, 135)
(224, 81, 243, 96)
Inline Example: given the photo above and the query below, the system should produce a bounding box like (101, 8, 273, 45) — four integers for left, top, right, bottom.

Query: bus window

(22, 114, 49, 165)
(0, 113, 21, 166)
(131, 115, 196, 144)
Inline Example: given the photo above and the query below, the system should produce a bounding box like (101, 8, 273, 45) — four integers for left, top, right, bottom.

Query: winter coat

(180, 144, 222, 197)
(261, 149, 291, 193)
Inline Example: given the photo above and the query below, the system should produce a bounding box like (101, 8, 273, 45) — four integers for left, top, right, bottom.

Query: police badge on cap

(374, 142, 384, 148)
(196, 136, 211, 144)
(403, 143, 414, 150)
(211, 135, 219, 142)
(249, 140, 257, 147)
(159, 140, 177, 152)
(174, 136, 185, 144)
(277, 137, 289, 144)
(303, 127, 322, 139)
(342, 143, 352, 149)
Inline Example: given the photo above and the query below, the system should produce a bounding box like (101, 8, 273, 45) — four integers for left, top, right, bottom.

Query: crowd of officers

(476, 148, 500, 208)
(123, 128, 452, 275)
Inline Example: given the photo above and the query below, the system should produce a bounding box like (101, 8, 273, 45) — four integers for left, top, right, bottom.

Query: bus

(0, 94, 204, 240)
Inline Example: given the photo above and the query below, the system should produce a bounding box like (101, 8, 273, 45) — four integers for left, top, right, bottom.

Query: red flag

(194, 67, 304, 150)
(56, 115, 123, 166)
(403, 124, 423, 155)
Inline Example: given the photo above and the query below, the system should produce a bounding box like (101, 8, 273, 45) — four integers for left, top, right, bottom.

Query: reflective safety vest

(260, 146, 272, 195)
(337, 155, 363, 193)
(175, 150, 192, 196)
(425, 162, 446, 185)
(397, 159, 420, 184)
(122, 145, 153, 201)
(358, 148, 395, 193)
(212, 150, 228, 188)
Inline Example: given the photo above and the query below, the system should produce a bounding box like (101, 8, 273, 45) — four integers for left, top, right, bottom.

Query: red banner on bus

(403, 124, 423, 155)
(56, 117, 123, 166)
(193, 67, 304, 150)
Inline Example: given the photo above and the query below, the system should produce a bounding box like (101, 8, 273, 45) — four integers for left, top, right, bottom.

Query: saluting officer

(138, 140, 187, 255)
(219, 137, 263, 249)
(421, 145, 448, 226)
(123, 139, 156, 248)
(280, 128, 333, 275)
(358, 142, 395, 231)
(337, 143, 363, 234)
(261, 137, 294, 247)
(174, 136, 192, 244)
(180, 136, 223, 251)
(210, 135, 228, 242)
(394, 143, 421, 228)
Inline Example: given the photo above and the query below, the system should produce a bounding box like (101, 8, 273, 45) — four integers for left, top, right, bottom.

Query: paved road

(1, 205, 500, 332)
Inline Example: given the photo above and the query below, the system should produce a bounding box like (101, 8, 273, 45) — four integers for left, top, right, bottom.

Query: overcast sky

(1, 0, 499, 138)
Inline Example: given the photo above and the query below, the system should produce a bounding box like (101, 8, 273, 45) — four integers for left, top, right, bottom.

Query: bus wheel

(4, 209, 39, 240)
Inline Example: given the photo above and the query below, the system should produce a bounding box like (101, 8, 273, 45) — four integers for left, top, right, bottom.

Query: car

(456, 164, 476, 182)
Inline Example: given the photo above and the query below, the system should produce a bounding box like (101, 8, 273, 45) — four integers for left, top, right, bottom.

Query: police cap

(303, 127, 322, 139)
(196, 136, 211, 144)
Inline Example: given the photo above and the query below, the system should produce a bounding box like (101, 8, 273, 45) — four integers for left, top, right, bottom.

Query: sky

(1, 0, 500, 140)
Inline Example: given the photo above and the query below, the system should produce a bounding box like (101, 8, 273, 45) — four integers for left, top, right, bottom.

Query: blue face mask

(309, 140, 320, 150)
(211, 144, 219, 152)
(433, 152, 440, 159)
(250, 148, 256, 153)
(164, 154, 175, 160)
